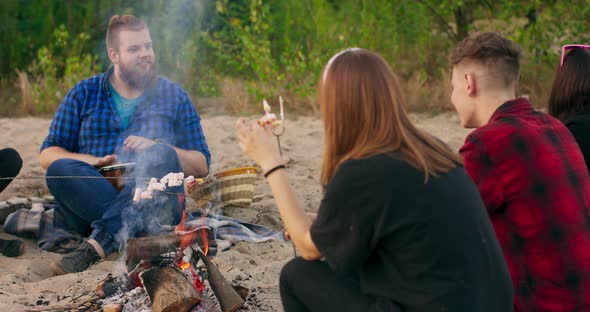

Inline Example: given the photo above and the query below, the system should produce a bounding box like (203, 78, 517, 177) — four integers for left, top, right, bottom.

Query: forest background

(1, 0, 589, 117)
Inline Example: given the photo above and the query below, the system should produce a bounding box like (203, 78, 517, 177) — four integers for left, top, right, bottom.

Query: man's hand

(123, 135, 158, 152)
(93, 155, 117, 168)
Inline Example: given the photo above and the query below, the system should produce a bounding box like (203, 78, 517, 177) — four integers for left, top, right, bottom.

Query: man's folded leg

(46, 158, 120, 236)
(50, 145, 185, 275)
(46, 158, 120, 275)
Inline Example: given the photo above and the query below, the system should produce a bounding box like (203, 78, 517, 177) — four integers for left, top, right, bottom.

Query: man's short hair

(106, 15, 147, 51)
(450, 32, 522, 88)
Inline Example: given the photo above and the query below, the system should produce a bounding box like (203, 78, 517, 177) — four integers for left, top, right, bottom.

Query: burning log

(126, 229, 215, 272)
(192, 247, 245, 312)
(140, 266, 201, 312)
(102, 303, 122, 312)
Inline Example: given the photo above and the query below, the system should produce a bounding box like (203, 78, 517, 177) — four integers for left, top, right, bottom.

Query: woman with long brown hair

(548, 45, 590, 169)
(236, 48, 512, 311)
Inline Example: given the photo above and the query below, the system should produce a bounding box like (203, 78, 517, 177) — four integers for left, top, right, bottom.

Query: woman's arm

(265, 168, 321, 260)
(235, 118, 321, 260)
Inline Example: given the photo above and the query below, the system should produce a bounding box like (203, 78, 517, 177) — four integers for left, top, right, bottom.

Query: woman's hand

(235, 118, 283, 172)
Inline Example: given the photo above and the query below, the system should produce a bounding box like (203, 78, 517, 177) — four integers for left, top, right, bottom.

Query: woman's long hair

(319, 48, 462, 187)
(548, 48, 590, 121)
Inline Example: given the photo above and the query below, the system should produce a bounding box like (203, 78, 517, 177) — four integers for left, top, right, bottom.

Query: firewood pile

(95, 231, 246, 312)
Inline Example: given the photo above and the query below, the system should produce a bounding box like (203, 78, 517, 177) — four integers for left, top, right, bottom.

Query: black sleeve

(566, 122, 590, 164)
(310, 159, 386, 274)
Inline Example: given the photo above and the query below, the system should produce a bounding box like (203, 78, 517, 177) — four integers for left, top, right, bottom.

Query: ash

(102, 283, 217, 312)
(102, 280, 275, 312)
(101, 260, 277, 312)
(103, 287, 151, 312)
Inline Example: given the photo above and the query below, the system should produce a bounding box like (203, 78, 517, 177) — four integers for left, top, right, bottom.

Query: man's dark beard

(119, 61, 157, 90)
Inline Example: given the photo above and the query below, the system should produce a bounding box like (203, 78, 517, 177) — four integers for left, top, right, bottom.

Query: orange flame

(175, 211, 210, 256)
(199, 212, 209, 255)
(175, 212, 193, 270)
(180, 262, 191, 271)
(201, 226, 209, 256)
(176, 211, 197, 251)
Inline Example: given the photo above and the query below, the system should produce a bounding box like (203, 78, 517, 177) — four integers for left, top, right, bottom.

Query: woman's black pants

(279, 257, 401, 312)
(0, 148, 22, 193)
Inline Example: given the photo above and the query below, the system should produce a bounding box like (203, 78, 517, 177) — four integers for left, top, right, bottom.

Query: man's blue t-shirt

(108, 81, 140, 130)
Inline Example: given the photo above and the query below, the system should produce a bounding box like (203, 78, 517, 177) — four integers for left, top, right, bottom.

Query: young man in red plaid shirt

(450, 32, 590, 311)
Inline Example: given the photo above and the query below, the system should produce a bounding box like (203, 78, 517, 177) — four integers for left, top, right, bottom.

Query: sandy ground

(0, 111, 471, 311)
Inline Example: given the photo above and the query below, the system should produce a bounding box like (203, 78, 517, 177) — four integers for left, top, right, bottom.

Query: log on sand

(193, 247, 244, 312)
(126, 230, 215, 271)
(140, 266, 201, 312)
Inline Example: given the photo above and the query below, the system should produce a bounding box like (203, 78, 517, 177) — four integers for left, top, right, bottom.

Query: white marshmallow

(140, 191, 153, 199)
(133, 188, 142, 202)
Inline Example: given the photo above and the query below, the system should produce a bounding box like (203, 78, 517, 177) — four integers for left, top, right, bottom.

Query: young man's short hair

(451, 32, 522, 88)
(106, 15, 147, 51)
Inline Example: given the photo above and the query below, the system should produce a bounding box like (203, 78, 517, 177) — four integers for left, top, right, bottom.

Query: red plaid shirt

(460, 98, 590, 312)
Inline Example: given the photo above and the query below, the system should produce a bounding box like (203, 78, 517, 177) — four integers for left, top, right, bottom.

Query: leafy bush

(24, 25, 99, 114)
(3, 1, 590, 116)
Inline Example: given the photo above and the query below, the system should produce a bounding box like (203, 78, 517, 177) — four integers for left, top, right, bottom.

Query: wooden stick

(193, 248, 244, 312)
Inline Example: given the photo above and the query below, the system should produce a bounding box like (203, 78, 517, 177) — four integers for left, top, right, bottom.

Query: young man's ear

(107, 48, 119, 64)
(465, 72, 477, 97)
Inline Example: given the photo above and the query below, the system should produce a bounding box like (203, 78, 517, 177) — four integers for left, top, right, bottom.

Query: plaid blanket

(180, 211, 285, 251)
(2, 203, 83, 253)
(3, 205, 284, 253)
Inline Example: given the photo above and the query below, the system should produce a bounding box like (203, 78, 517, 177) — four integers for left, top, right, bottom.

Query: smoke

(114, 144, 186, 262)
(95, 0, 214, 261)
(140, 0, 210, 81)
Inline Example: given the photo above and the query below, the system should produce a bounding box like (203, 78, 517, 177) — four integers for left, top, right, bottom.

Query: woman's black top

(565, 107, 590, 171)
(310, 153, 513, 311)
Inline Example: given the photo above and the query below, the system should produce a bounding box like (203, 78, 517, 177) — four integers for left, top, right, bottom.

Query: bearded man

(40, 15, 210, 274)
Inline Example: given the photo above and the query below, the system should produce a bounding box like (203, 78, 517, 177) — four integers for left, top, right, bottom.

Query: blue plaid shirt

(41, 69, 210, 168)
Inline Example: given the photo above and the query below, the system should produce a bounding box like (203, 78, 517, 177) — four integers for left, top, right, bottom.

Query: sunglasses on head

(560, 44, 590, 68)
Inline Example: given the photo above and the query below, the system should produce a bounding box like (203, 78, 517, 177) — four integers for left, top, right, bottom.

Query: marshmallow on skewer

(168, 173, 179, 187)
(146, 177, 166, 192)
(133, 188, 142, 202)
(160, 173, 173, 185)
(258, 99, 282, 127)
(140, 191, 153, 200)
(171, 173, 186, 187)
(147, 180, 166, 192)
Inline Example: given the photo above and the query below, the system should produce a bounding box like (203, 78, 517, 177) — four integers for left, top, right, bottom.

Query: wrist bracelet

(264, 164, 286, 178)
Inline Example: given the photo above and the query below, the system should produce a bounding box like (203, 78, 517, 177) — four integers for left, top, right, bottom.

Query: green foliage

(207, 0, 444, 111)
(27, 25, 99, 113)
(1, 0, 589, 115)
(209, 0, 324, 110)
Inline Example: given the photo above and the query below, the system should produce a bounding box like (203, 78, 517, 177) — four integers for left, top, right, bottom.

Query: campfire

(97, 213, 246, 312)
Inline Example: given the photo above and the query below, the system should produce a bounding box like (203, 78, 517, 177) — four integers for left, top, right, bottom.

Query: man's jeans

(45, 144, 185, 255)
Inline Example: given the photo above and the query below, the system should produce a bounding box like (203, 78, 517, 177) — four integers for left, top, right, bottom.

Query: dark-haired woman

(236, 49, 513, 311)
(548, 45, 590, 169)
